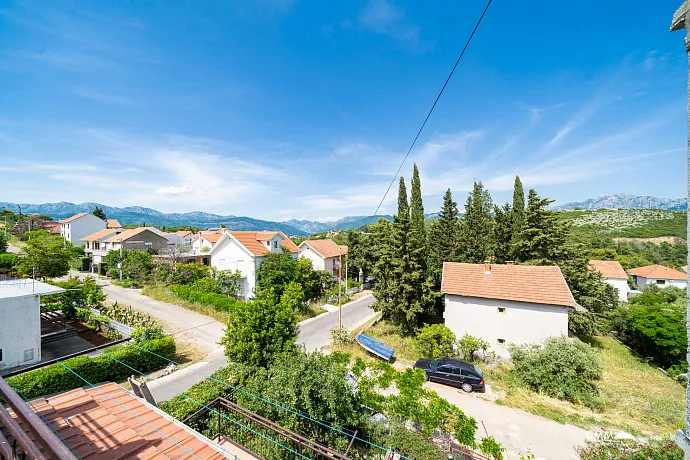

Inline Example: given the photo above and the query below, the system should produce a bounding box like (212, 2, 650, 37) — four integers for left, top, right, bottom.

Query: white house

(209, 231, 299, 298)
(627, 264, 687, 289)
(59, 213, 107, 246)
(164, 230, 194, 248)
(0, 279, 65, 371)
(298, 239, 347, 277)
(442, 262, 584, 358)
(588, 260, 629, 302)
(81, 229, 121, 271)
(192, 232, 224, 254)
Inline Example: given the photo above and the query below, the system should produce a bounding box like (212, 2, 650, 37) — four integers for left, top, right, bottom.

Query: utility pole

(338, 248, 342, 330)
(119, 244, 123, 282)
(670, 3, 690, 458)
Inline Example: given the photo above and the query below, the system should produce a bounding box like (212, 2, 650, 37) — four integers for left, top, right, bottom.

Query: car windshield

(430, 358, 442, 368)
(473, 364, 483, 377)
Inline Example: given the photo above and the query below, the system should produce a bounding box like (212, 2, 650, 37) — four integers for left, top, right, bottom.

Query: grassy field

(141, 285, 230, 323)
(330, 318, 421, 364)
(488, 337, 685, 437)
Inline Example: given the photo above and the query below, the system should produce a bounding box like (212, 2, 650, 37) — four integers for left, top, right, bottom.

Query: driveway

(98, 281, 376, 401)
(426, 382, 594, 460)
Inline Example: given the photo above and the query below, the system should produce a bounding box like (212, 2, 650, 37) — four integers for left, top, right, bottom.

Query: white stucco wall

(193, 236, 214, 254)
(603, 277, 629, 302)
(0, 295, 41, 370)
(444, 295, 570, 358)
(635, 276, 687, 289)
(299, 247, 326, 271)
(211, 237, 259, 298)
(61, 214, 106, 246)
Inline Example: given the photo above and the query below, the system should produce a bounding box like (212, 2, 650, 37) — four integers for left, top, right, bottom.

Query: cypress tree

(371, 218, 396, 317)
(460, 182, 493, 263)
(491, 203, 512, 263)
(510, 175, 525, 258)
(514, 189, 568, 264)
(427, 189, 461, 289)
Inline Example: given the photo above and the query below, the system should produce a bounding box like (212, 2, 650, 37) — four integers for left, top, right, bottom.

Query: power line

(371, 0, 493, 220)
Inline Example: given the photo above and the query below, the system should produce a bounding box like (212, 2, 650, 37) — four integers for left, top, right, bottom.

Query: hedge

(170, 285, 247, 312)
(7, 337, 176, 399)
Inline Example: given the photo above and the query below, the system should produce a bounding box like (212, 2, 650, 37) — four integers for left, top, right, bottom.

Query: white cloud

(72, 88, 140, 106)
(359, 0, 421, 49)
(154, 185, 192, 196)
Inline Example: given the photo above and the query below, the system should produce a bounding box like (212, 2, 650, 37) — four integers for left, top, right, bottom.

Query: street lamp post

(671, 3, 690, 458)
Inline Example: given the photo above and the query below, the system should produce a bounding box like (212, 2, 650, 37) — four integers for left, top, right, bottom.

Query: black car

(413, 357, 485, 393)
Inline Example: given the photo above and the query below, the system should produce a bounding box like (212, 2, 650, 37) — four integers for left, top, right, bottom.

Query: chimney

(505, 261, 515, 265)
(484, 260, 491, 274)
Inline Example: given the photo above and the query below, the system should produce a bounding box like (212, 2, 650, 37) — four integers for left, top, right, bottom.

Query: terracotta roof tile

(43, 221, 61, 234)
(13, 383, 228, 459)
(175, 230, 192, 237)
(299, 240, 348, 258)
(442, 262, 579, 308)
(627, 264, 687, 281)
(196, 232, 223, 244)
(106, 219, 122, 229)
(103, 227, 165, 243)
(228, 231, 299, 256)
(59, 213, 90, 224)
(81, 229, 120, 242)
(588, 260, 628, 279)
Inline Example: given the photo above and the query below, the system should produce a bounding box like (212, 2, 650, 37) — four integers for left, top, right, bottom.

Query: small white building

(0, 279, 65, 371)
(442, 262, 584, 358)
(59, 213, 107, 246)
(209, 231, 299, 298)
(164, 230, 194, 248)
(81, 229, 121, 271)
(192, 232, 224, 254)
(627, 264, 687, 289)
(588, 260, 629, 302)
(298, 239, 347, 277)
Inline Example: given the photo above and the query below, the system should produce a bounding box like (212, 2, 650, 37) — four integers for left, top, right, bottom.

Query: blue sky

(0, 0, 687, 221)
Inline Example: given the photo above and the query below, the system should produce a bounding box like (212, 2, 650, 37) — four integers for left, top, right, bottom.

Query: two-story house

(192, 231, 224, 254)
(627, 264, 687, 288)
(81, 228, 122, 272)
(164, 230, 194, 248)
(298, 239, 347, 278)
(59, 213, 107, 246)
(209, 231, 299, 298)
(100, 227, 170, 256)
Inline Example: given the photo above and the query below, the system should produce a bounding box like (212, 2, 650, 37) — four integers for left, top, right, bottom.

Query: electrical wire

(132, 344, 414, 460)
(371, 0, 493, 220)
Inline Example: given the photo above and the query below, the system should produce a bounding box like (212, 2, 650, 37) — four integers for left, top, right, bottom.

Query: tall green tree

(409, 163, 427, 273)
(92, 206, 107, 221)
(345, 230, 374, 280)
(510, 176, 525, 258)
(491, 203, 512, 263)
(18, 230, 71, 279)
(371, 217, 396, 315)
(427, 189, 461, 289)
(460, 182, 494, 263)
(514, 189, 568, 264)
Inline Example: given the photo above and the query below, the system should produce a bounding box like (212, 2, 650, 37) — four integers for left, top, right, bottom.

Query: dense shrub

(130, 325, 164, 343)
(457, 334, 490, 362)
(576, 434, 682, 460)
(479, 436, 505, 460)
(191, 277, 223, 294)
(509, 336, 603, 409)
(0, 253, 20, 271)
(170, 284, 247, 312)
(414, 323, 456, 358)
(7, 337, 176, 398)
(48, 276, 105, 319)
(626, 303, 686, 370)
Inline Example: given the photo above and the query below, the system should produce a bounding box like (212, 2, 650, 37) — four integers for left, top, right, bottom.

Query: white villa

(627, 264, 687, 289)
(209, 231, 299, 298)
(59, 213, 108, 246)
(588, 260, 629, 302)
(298, 239, 347, 277)
(0, 279, 65, 371)
(442, 262, 584, 358)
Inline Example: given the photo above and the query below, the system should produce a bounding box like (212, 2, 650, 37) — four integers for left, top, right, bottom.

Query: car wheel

(461, 383, 473, 393)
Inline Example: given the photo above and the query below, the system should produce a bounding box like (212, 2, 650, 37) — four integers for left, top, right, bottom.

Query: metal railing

(431, 434, 492, 460)
(0, 377, 78, 460)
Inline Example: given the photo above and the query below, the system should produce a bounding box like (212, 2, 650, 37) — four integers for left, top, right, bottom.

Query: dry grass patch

(330, 318, 420, 366)
(488, 337, 684, 437)
(141, 285, 230, 323)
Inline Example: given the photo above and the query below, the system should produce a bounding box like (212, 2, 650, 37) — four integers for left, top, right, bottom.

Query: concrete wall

(299, 247, 326, 271)
(0, 295, 41, 370)
(61, 214, 106, 246)
(636, 276, 687, 289)
(444, 295, 570, 358)
(603, 277, 629, 302)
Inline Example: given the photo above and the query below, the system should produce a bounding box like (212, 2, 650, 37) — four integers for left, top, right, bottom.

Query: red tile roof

(59, 213, 90, 224)
(175, 230, 192, 237)
(197, 232, 223, 244)
(588, 260, 628, 279)
(627, 264, 687, 281)
(442, 262, 579, 308)
(299, 240, 348, 259)
(11, 383, 227, 459)
(227, 231, 299, 256)
(43, 221, 61, 234)
(106, 219, 122, 229)
(81, 229, 120, 242)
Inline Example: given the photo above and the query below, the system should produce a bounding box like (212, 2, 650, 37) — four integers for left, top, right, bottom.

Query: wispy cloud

(359, 0, 423, 50)
(72, 88, 141, 106)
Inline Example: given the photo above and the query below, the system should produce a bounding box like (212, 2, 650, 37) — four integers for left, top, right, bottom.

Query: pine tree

(514, 189, 568, 264)
(92, 206, 107, 221)
(460, 182, 494, 263)
(510, 176, 525, 258)
(491, 203, 512, 263)
(427, 189, 461, 289)
(370, 218, 395, 315)
(409, 163, 427, 274)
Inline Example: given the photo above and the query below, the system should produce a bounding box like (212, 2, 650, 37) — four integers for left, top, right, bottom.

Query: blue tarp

(356, 333, 395, 361)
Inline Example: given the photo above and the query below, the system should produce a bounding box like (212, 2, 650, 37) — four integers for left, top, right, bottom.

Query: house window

(145, 242, 153, 248)
(497, 338, 506, 346)
(0, 349, 3, 361)
(23, 349, 34, 362)
(656, 280, 666, 285)
(497, 307, 506, 313)
(273, 241, 278, 249)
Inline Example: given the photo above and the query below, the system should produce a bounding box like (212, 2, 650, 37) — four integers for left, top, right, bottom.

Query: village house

(106, 218, 122, 229)
(627, 264, 687, 289)
(59, 213, 107, 245)
(81, 228, 122, 272)
(588, 259, 629, 302)
(164, 230, 194, 248)
(298, 239, 347, 278)
(0, 279, 65, 371)
(100, 227, 170, 255)
(442, 262, 584, 358)
(192, 231, 224, 253)
(209, 231, 299, 298)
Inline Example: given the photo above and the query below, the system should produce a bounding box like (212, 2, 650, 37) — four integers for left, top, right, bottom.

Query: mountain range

(1, 194, 684, 236)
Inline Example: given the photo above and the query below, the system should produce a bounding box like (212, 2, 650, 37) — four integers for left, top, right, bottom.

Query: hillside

(554, 193, 686, 211)
(560, 209, 687, 239)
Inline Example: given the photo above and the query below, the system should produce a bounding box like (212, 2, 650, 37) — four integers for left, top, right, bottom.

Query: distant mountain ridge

(553, 194, 687, 211)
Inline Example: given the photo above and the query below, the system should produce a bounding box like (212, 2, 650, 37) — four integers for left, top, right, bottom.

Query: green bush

(170, 284, 247, 312)
(130, 325, 164, 343)
(626, 303, 686, 370)
(7, 337, 176, 399)
(190, 277, 223, 294)
(509, 336, 603, 409)
(576, 435, 682, 460)
(414, 323, 456, 358)
(0, 253, 20, 271)
(80, 256, 91, 271)
(457, 334, 490, 362)
(479, 436, 505, 460)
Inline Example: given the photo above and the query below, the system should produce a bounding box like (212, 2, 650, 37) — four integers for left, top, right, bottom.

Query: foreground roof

(627, 264, 687, 281)
(59, 213, 90, 224)
(14, 383, 227, 459)
(106, 219, 122, 229)
(81, 228, 120, 242)
(442, 262, 580, 309)
(588, 260, 628, 279)
(0, 279, 65, 298)
(299, 240, 348, 258)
